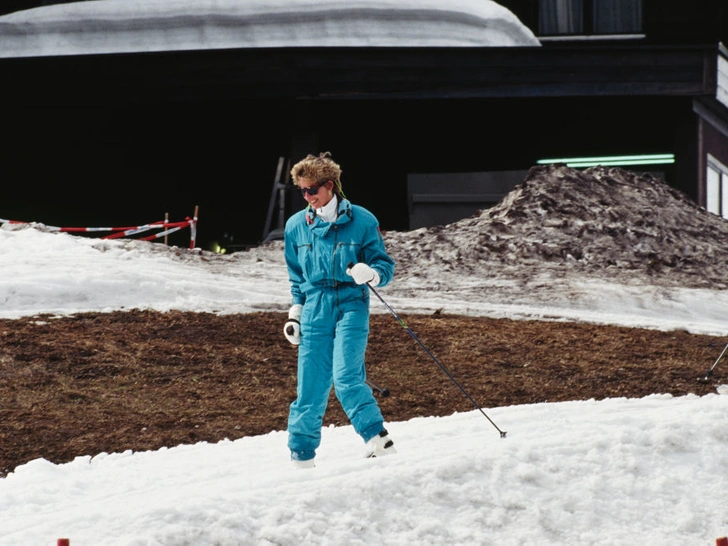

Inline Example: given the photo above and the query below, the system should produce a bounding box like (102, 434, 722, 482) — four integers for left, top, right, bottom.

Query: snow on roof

(0, 0, 540, 58)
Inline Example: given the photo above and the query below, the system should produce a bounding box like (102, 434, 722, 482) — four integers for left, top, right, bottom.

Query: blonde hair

(290, 151, 344, 197)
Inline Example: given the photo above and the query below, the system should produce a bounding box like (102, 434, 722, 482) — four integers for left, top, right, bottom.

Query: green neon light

(565, 158, 675, 168)
(537, 154, 675, 168)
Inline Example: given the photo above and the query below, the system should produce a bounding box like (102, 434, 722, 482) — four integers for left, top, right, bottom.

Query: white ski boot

(366, 429, 397, 458)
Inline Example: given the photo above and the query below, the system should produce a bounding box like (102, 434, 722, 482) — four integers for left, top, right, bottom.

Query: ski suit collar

(305, 198, 353, 229)
(315, 195, 339, 223)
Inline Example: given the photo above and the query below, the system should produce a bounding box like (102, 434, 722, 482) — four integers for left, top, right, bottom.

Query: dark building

(1, 0, 727, 251)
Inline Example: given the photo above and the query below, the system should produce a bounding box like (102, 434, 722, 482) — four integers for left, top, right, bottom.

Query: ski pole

(366, 379, 390, 397)
(359, 272, 506, 438)
(700, 341, 728, 382)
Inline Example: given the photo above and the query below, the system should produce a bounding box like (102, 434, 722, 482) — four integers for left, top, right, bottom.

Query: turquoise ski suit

(283, 198, 395, 462)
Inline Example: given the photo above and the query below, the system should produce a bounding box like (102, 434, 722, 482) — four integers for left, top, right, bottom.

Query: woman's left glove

(346, 263, 380, 286)
(283, 304, 302, 345)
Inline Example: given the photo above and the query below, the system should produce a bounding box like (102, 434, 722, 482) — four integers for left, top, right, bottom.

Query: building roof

(0, 0, 540, 58)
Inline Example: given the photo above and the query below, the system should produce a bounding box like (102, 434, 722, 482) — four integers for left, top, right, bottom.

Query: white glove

(283, 304, 302, 345)
(346, 262, 380, 286)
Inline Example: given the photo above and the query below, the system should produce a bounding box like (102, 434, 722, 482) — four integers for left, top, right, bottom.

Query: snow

(0, 0, 540, 58)
(2, 167, 728, 545)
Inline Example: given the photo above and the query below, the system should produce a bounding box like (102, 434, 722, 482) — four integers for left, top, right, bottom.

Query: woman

(283, 151, 396, 468)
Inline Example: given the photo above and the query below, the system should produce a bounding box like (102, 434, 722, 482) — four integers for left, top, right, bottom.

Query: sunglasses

(299, 180, 329, 196)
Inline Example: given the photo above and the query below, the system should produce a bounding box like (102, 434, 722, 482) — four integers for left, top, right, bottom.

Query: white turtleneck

(315, 195, 339, 223)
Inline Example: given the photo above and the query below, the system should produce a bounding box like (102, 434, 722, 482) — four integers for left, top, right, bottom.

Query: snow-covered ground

(1, 217, 727, 545)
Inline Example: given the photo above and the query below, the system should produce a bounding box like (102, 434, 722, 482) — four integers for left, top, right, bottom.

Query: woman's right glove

(283, 304, 302, 345)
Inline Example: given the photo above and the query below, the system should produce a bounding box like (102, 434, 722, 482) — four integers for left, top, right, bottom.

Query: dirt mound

(386, 164, 728, 289)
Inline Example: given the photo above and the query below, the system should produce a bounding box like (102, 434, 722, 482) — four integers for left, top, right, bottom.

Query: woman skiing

(283, 151, 396, 468)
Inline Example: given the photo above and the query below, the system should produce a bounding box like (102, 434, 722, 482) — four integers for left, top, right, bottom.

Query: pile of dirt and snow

(385, 164, 728, 290)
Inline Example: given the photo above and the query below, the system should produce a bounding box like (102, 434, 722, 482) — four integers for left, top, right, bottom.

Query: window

(539, 0, 642, 36)
(539, 0, 583, 34)
(707, 154, 728, 219)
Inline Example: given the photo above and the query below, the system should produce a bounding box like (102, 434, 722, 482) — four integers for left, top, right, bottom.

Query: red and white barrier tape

(0, 215, 198, 249)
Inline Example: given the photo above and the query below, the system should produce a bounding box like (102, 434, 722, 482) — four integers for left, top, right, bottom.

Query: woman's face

(298, 177, 334, 208)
